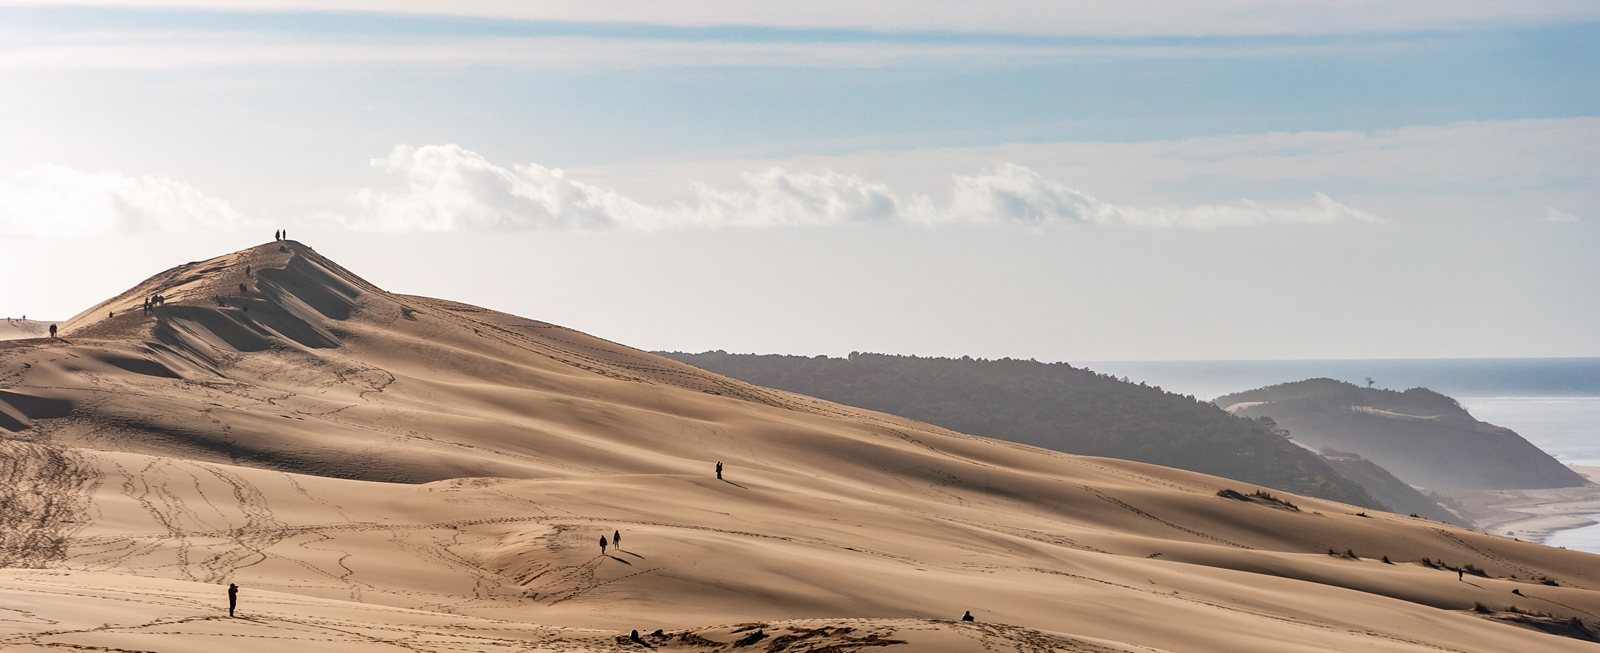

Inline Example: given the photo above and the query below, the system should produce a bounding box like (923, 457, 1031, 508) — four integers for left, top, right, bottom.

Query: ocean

(1079, 357, 1600, 466)
(1082, 358, 1600, 552)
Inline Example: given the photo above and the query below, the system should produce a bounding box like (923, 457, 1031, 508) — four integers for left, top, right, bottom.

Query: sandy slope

(0, 320, 57, 342)
(3, 241, 1599, 652)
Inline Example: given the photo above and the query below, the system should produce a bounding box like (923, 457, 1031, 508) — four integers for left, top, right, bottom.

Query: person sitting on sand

(961, 610, 975, 622)
(600, 536, 608, 555)
(228, 583, 239, 617)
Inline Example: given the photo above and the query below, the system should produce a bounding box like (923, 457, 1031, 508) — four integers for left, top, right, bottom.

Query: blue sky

(1, 2, 1596, 360)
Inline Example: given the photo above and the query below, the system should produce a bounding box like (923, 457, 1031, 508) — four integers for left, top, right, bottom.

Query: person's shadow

(607, 555, 632, 565)
(721, 479, 748, 489)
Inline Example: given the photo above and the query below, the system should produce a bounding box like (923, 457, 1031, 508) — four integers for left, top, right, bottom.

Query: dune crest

(2, 241, 1598, 651)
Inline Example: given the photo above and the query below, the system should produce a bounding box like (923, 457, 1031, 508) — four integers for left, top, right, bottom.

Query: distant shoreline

(1078, 357, 1600, 401)
(1442, 465, 1600, 551)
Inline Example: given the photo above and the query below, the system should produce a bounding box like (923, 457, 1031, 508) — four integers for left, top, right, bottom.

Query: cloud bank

(0, 165, 250, 238)
(345, 144, 1378, 232)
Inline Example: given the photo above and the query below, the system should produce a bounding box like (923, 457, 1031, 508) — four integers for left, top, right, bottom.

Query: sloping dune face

(3, 242, 1599, 652)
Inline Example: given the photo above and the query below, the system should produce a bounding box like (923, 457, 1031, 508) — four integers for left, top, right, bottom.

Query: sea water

(1545, 515, 1600, 552)
(1081, 358, 1600, 553)
(1454, 397, 1600, 468)
(1454, 397, 1600, 554)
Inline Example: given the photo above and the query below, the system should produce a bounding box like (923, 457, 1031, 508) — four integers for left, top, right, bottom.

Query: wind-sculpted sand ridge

(2, 241, 1599, 651)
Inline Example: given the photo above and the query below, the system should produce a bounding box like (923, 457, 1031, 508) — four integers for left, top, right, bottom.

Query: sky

(0, 1, 1596, 361)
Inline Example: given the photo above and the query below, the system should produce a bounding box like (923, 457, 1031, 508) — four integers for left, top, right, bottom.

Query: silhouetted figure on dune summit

(48, 324, 57, 338)
(961, 610, 975, 622)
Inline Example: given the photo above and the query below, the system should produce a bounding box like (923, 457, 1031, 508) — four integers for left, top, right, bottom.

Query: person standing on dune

(227, 583, 239, 617)
(613, 530, 621, 550)
(716, 461, 723, 480)
(600, 536, 608, 555)
(48, 324, 56, 338)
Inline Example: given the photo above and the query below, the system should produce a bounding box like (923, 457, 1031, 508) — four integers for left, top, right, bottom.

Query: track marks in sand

(1078, 486, 1249, 549)
(0, 440, 101, 568)
(950, 620, 1145, 653)
(971, 564, 1472, 653)
(0, 579, 591, 652)
(1429, 528, 1552, 586)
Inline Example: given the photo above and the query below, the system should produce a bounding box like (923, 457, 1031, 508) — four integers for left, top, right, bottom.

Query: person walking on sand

(716, 461, 723, 480)
(48, 324, 57, 338)
(613, 530, 621, 550)
(1458, 569, 1463, 581)
(228, 583, 239, 617)
(600, 536, 608, 555)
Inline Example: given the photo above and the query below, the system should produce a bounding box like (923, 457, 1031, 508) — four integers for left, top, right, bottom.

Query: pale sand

(3, 241, 1598, 651)
(0, 319, 57, 341)
(1430, 466, 1600, 544)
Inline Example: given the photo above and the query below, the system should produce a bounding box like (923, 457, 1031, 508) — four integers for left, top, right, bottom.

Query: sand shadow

(721, 479, 748, 489)
(619, 550, 645, 560)
(607, 555, 632, 565)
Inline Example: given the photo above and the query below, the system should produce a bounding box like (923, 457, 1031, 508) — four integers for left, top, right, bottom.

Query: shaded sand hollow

(2, 241, 1599, 652)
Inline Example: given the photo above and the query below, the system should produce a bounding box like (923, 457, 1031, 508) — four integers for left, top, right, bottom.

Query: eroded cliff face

(1220, 379, 1588, 490)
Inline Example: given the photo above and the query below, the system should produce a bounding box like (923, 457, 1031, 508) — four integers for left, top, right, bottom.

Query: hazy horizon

(2, 2, 1595, 361)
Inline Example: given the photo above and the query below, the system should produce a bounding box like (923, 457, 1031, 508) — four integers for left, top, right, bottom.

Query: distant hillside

(660, 351, 1385, 510)
(1318, 449, 1467, 526)
(0, 318, 58, 341)
(1217, 379, 1587, 490)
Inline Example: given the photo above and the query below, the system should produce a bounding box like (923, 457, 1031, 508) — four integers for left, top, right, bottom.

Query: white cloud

(342, 144, 1376, 232)
(349, 145, 633, 231)
(1545, 207, 1580, 223)
(944, 163, 1378, 228)
(576, 118, 1599, 217)
(0, 165, 251, 238)
(3, 0, 1597, 37)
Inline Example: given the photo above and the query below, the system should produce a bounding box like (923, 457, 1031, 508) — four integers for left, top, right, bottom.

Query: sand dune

(0, 319, 57, 342)
(2, 241, 1597, 651)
